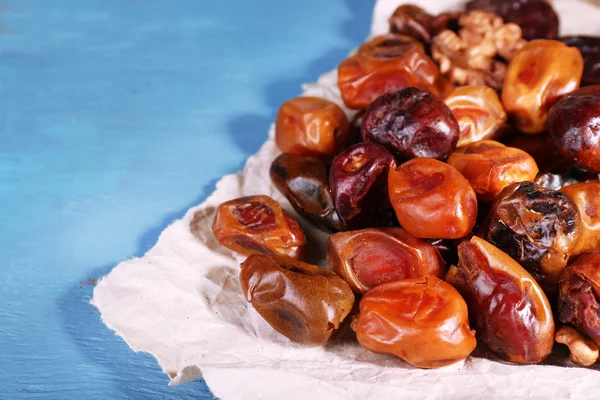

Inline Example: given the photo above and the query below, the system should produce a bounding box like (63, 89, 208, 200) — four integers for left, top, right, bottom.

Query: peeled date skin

(502, 40, 584, 134)
(388, 158, 477, 239)
(447, 237, 554, 363)
(270, 154, 342, 232)
(559, 36, 600, 87)
(548, 86, 600, 173)
(446, 140, 539, 202)
(329, 142, 397, 229)
(561, 183, 600, 256)
(337, 50, 446, 110)
(240, 254, 355, 346)
(212, 195, 307, 259)
(480, 181, 582, 293)
(388, 4, 433, 43)
(275, 96, 352, 158)
(358, 33, 424, 59)
(326, 227, 445, 295)
(362, 87, 460, 162)
(443, 85, 507, 148)
(466, 0, 559, 40)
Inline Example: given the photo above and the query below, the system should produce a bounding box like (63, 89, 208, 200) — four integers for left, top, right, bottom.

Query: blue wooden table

(0, 0, 373, 398)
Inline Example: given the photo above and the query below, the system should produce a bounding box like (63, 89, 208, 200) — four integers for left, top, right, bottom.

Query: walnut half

(555, 325, 599, 367)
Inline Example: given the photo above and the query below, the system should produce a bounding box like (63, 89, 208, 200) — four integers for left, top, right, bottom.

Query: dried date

(561, 183, 600, 256)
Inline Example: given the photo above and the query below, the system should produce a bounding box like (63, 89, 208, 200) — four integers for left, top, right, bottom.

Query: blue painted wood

(0, 0, 373, 398)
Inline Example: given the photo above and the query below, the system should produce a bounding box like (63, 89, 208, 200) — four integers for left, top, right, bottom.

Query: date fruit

(559, 36, 600, 87)
(444, 86, 507, 147)
(270, 153, 342, 232)
(240, 254, 355, 346)
(338, 50, 444, 110)
(354, 276, 476, 368)
(480, 181, 582, 292)
(446, 236, 555, 364)
(502, 40, 584, 134)
(388, 4, 433, 43)
(388, 158, 477, 239)
(358, 33, 424, 59)
(548, 86, 600, 173)
(447, 140, 539, 202)
(212, 195, 307, 258)
(535, 166, 599, 191)
(362, 87, 459, 161)
(275, 96, 351, 158)
(558, 250, 600, 347)
(327, 227, 445, 294)
(329, 142, 397, 229)
(561, 183, 600, 256)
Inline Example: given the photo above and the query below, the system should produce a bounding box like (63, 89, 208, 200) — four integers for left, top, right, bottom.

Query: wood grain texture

(0, 0, 373, 398)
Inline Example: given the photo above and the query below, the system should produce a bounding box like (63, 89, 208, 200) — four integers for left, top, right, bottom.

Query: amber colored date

(326, 227, 445, 294)
(240, 254, 355, 346)
(558, 250, 600, 347)
(270, 154, 342, 232)
(329, 143, 397, 229)
(447, 140, 539, 202)
(275, 96, 351, 158)
(388, 158, 477, 239)
(355, 276, 476, 368)
(337, 50, 444, 110)
(212, 195, 307, 259)
(502, 40, 583, 134)
(443, 85, 507, 147)
(561, 183, 600, 256)
(480, 181, 582, 292)
(446, 236, 555, 364)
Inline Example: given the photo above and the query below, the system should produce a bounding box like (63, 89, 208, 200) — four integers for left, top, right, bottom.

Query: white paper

(92, 1, 600, 399)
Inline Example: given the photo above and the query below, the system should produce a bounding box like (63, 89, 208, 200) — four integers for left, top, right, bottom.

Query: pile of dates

(208, 1, 600, 369)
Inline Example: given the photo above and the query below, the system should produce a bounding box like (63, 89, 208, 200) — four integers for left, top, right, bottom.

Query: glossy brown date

(388, 4, 433, 43)
(502, 40, 584, 134)
(270, 154, 342, 232)
(558, 250, 600, 347)
(337, 50, 444, 110)
(357, 33, 424, 59)
(212, 195, 307, 259)
(447, 140, 539, 202)
(480, 181, 582, 292)
(466, 0, 559, 40)
(559, 36, 600, 87)
(446, 236, 555, 364)
(548, 86, 600, 173)
(362, 87, 459, 161)
(355, 276, 476, 368)
(275, 96, 351, 158)
(388, 158, 477, 239)
(561, 183, 600, 256)
(443, 86, 507, 147)
(326, 227, 445, 294)
(240, 254, 355, 346)
(329, 142, 397, 229)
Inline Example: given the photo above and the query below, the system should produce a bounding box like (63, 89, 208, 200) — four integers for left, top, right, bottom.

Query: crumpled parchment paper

(92, 1, 600, 399)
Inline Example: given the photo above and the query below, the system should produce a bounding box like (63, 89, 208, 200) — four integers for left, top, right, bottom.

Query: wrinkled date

(480, 181, 582, 292)
(354, 276, 476, 368)
(388, 4, 433, 43)
(275, 96, 352, 158)
(362, 87, 459, 161)
(561, 183, 600, 256)
(212, 195, 307, 258)
(444, 85, 508, 147)
(446, 236, 555, 363)
(270, 154, 342, 232)
(240, 254, 355, 346)
(559, 36, 600, 87)
(326, 227, 445, 294)
(502, 40, 584, 134)
(358, 33, 424, 59)
(329, 143, 397, 229)
(388, 158, 477, 239)
(466, 0, 559, 40)
(558, 251, 600, 347)
(548, 86, 600, 173)
(447, 140, 539, 202)
(337, 50, 445, 110)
